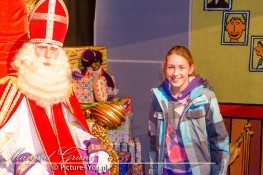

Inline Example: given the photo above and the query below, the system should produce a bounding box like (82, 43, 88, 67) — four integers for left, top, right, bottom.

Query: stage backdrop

(191, 1, 263, 104)
(0, 0, 27, 77)
(94, 0, 191, 167)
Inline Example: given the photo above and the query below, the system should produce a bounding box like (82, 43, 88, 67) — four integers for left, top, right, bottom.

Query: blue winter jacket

(149, 80, 229, 175)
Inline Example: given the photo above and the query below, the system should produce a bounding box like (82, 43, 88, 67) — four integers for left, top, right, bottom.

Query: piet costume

(73, 49, 114, 88)
(0, 0, 109, 174)
(72, 49, 115, 101)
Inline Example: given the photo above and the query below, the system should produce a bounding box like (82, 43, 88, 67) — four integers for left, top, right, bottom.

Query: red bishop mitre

(28, 0, 69, 47)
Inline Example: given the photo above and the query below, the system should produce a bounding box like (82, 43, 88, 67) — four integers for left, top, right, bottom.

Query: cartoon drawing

(249, 36, 263, 72)
(226, 16, 245, 43)
(221, 11, 250, 45)
(254, 40, 263, 69)
(204, 0, 231, 11)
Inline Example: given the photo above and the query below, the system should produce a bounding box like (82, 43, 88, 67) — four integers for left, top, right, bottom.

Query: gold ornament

(92, 123, 119, 175)
(86, 102, 126, 174)
(88, 102, 125, 129)
(25, 0, 37, 13)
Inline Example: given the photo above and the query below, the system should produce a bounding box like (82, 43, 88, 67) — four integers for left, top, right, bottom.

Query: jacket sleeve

(148, 93, 162, 175)
(206, 91, 229, 175)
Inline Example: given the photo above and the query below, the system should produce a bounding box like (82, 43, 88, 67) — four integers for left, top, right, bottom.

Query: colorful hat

(82, 49, 103, 62)
(28, 0, 69, 47)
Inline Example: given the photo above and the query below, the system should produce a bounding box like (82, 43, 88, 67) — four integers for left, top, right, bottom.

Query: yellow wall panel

(191, 1, 263, 104)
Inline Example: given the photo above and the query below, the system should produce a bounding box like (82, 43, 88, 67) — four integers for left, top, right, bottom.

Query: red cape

(0, 75, 91, 133)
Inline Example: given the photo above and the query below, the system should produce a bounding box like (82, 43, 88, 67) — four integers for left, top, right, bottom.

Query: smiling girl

(149, 45, 229, 175)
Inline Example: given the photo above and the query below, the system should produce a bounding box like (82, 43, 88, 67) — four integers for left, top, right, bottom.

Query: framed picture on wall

(221, 11, 250, 46)
(204, 0, 232, 11)
(249, 36, 263, 72)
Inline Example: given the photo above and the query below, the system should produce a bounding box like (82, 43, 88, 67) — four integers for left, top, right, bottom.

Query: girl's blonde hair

(161, 45, 199, 78)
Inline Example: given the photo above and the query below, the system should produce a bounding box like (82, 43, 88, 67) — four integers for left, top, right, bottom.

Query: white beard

(12, 43, 72, 108)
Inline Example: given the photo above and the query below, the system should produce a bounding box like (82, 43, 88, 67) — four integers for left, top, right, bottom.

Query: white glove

(89, 151, 110, 173)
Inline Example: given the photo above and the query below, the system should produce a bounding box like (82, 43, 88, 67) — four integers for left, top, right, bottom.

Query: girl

(149, 45, 229, 175)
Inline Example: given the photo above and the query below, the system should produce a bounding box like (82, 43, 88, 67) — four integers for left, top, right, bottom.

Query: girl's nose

(173, 68, 179, 75)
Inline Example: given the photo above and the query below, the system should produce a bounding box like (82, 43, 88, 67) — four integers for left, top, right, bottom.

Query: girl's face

(165, 54, 194, 94)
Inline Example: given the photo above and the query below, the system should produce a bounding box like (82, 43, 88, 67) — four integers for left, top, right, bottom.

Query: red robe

(0, 75, 102, 175)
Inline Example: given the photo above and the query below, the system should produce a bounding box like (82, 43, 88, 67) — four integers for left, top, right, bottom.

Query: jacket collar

(159, 76, 204, 101)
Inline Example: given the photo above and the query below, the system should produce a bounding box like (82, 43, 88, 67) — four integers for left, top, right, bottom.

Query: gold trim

(0, 74, 18, 86)
(0, 86, 18, 126)
(2, 91, 22, 125)
(16, 156, 37, 175)
(0, 74, 21, 125)
(92, 123, 119, 175)
(87, 144, 105, 152)
(0, 81, 11, 109)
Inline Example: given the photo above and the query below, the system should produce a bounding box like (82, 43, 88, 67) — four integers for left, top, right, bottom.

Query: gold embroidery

(0, 81, 11, 108)
(3, 91, 22, 125)
(16, 156, 37, 175)
(0, 75, 20, 126)
(0, 86, 18, 126)
(92, 123, 119, 174)
(87, 144, 105, 152)
(0, 75, 18, 89)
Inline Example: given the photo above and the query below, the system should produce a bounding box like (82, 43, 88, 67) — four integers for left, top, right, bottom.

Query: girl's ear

(189, 64, 195, 75)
